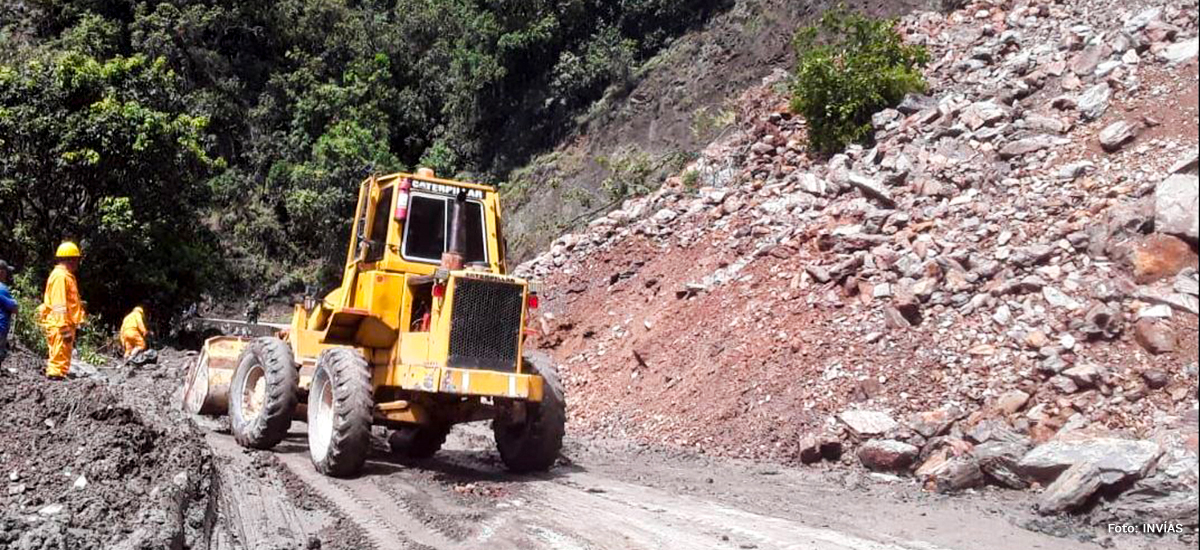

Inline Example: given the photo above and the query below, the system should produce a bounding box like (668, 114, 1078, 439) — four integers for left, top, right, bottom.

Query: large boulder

(839, 410, 898, 438)
(1156, 174, 1199, 245)
(1163, 37, 1199, 65)
(858, 440, 919, 472)
(1018, 437, 1163, 485)
(1099, 450, 1199, 527)
(1077, 83, 1112, 121)
(1099, 121, 1137, 152)
(1000, 135, 1071, 159)
(916, 449, 985, 493)
(1123, 233, 1198, 284)
(1040, 462, 1104, 514)
(1134, 318, 1178, 355)
(975, 437, 1033, 489)
(907, 408, 962, 439)
(846, 173, 896, 208)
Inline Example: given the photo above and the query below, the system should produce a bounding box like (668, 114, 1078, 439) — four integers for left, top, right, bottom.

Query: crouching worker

(37, 242, 85, 380)
(121, 306, 149, 358)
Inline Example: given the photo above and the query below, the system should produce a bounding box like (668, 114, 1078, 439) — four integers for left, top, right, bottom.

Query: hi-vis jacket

(37, 264, 85, 330)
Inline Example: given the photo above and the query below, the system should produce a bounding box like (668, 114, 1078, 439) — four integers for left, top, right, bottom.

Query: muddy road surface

(1, 347, 1184, 550)
(204, 420, 1178, 550)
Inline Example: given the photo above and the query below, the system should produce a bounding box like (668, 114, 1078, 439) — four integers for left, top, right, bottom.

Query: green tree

(1, 0, 731, 318)
(790, 9, 929, 153)
(0, 51, 220, 322)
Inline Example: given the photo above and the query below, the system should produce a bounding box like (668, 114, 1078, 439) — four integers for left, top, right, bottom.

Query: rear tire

(388, 424, 452, 459)
(229, 338, 298, 450)
(308, 348, 373, 478)
(494, 351, 566, 473)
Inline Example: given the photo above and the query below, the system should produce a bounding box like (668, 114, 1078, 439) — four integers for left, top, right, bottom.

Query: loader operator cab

(350, 172, 500, 274)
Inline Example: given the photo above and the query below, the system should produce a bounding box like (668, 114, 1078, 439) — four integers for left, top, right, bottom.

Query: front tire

(229, 338, 298, 450)
(308, 348, 373, 477)
(494, 351, 566, 473)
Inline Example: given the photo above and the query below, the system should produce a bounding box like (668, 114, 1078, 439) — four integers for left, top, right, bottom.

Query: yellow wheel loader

(181, 169, 564, 477)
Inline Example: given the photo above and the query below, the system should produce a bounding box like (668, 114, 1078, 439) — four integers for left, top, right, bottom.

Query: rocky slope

(503, 0, 934, 259)
(519, 0, 1200, 533)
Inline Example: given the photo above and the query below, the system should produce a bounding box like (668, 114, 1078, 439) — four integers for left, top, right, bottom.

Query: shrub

(598, 148, 655, 202)
(11, 271, 47, 356)
(790, 9, 929, 153)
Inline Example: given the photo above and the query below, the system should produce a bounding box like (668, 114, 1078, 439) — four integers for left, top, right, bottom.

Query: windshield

(401, 192, 488, 264)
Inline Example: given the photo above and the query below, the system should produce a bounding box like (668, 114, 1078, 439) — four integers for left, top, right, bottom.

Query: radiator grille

(447, 277, 524, 372)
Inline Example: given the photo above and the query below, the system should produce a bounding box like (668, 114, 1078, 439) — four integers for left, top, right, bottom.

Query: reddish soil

(534, 225, 1199, 462)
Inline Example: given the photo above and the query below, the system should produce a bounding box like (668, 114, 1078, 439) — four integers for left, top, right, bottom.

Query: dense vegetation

(1, 0, 726, 329)
(790, 9, 928, 153)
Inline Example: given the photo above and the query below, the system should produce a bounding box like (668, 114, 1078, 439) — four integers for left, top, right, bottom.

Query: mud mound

(0, 350, 213, 549)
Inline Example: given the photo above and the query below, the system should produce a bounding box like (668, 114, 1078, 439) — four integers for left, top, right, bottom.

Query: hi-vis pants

(45, 327, 75, 378)
(122, 329, 146, 358)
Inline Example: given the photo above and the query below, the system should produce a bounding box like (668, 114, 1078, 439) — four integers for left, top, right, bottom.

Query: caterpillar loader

(181, 169, 564, 478)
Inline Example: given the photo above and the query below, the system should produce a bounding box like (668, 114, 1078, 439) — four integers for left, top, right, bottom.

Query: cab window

(401, 192, 489, 264)
(365, 186, 394, 263)
(403, 195, 447, 262)
(453, 201, 487, 265)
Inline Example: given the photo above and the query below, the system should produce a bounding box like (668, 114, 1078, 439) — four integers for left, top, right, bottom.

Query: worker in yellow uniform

(121, 306, 149, 358)
(37, 242, 85, 380)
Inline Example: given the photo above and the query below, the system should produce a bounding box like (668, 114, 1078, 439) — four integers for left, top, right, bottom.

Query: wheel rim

(240, 365, 266, 423)
(309, 373, 335, 463)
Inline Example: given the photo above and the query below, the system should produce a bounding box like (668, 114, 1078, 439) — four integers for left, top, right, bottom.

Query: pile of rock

(827, 404, 1196, 524)
(516, 0, 1199, 527)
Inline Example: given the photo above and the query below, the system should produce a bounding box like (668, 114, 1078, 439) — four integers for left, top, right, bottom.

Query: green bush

(75, 313, 116, 365)
(790, 9, 929, 153)
(11, 271, 47, 356)
(598, 148, 656, 202)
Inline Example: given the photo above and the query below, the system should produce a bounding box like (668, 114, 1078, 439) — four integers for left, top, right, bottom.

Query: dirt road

(203, 421, 1181, 550)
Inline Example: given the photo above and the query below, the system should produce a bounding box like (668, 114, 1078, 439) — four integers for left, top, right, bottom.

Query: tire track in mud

(275, 449, 455, 550)
(371, 476, 483, 543)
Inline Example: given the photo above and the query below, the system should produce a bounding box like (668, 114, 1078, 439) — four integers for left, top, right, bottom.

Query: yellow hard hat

(56, 242, 82, 258)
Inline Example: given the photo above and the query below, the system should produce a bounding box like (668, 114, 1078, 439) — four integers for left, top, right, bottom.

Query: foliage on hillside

(790, 9, 929, 153)
(0, 48, 221, 324)
(0, 0, 726, 324)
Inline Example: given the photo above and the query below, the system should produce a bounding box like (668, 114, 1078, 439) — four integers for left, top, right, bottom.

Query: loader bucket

(182, 336, 249, 416)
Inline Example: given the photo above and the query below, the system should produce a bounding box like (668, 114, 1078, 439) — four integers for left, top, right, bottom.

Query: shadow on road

(271, 430, 583, 483)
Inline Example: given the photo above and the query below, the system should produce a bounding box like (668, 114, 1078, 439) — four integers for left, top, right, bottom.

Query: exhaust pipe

(441, 190, 468, 270)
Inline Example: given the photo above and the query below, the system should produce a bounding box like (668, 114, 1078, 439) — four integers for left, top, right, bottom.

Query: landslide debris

(518, 0, 1200, 533)
(0, 350, 214, 549)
